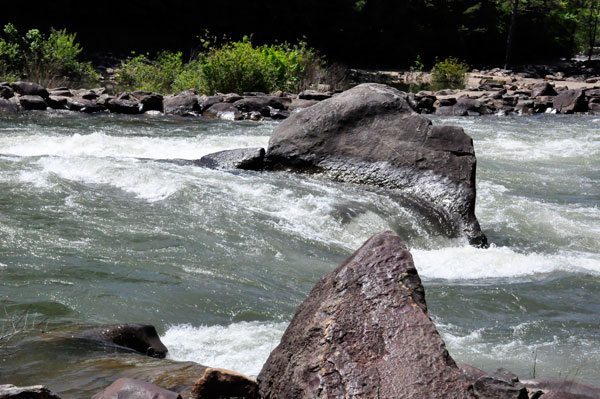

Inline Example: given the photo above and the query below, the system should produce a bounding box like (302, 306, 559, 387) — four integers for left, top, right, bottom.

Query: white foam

(0, 132, 269, 160)
(32, 156, 188, 201)
(161, 322, 287, 377)
(412, 245, 600, 280)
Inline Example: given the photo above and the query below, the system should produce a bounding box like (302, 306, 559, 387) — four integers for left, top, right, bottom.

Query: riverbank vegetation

(0, 23, 99, 86)
(115, 37, 323, 94)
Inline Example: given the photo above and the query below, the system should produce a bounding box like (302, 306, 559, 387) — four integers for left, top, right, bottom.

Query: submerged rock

(196, 147, 265, 170)
(72, 323, 168, 358)
(257, 232, 474, 398)
(191, 368, 258, 399)
(264, 83, 487, 246)
(0, 384, 61, 399)
(92, 378, 180, 399)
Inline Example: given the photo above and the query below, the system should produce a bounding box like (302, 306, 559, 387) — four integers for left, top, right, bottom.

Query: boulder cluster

(412, 79, 600, 116)
(0, 81, 332, 121)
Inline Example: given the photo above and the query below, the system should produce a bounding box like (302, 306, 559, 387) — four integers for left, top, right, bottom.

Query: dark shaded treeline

(2, 0, 576, 68)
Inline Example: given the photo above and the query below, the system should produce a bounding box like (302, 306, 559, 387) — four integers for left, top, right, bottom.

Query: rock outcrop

(72, 323, 168, 358)
(264, 83, 487, 246)
(257, 232, 474, 398)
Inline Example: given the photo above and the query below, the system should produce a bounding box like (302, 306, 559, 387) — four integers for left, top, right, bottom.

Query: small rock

(191, 368, 258, 399)
(131, 91, 164, 113)
(67, 98, 104, 113)
(46, 96, 69, 109)
(532, 82, 558, 97)
(196, 147, 265, 170)
(473, 368, 528, 399)
(92, 378, 180, 399)
(72, 324, 168, 358)
(107, 98, 142, 114)
(164, 94, 200, 115)
(298, 89, 332, 101)
(553, 89, 587, 113)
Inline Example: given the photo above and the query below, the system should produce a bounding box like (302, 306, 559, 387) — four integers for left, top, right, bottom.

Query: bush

(430, 57, 469, 88)
(116, 36, 324, 95)
(116, 51, 185, 93)
(0, 23, 99, 86)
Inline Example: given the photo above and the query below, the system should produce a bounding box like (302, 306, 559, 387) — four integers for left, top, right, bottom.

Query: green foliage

(116, 51, 184, 93)
(116, 36, 323, 95)
(431, 57, 469, 88)
(409, 55, 424, 72)
(0, 23, 99, 86)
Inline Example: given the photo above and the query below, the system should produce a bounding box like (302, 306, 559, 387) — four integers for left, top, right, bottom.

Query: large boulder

(257, 232, 474, 399)
(0, 385, 60, 399)
(264, 83, 487, 246)
(72, 323, 168, 358)
(92, 378, 180, 399)
(18, 95, 47, 110)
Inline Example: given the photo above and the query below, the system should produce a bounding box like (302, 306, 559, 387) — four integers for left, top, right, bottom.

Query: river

(0, 111, 598, 396)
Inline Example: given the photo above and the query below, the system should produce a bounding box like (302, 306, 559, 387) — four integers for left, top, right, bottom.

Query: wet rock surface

(264, 83, 487, 246)
(196, 147, 265, 170)
(257, 232, 474, 399)
(71, 324, 168, 358)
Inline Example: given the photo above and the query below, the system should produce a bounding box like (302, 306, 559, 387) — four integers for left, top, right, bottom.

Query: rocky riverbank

(5, 62, 600, 121)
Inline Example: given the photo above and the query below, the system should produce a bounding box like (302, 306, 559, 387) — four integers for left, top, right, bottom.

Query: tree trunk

(504, 0, 519, 69)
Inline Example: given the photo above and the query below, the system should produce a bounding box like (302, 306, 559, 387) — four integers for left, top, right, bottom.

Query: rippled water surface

(1, 111, 599, 395)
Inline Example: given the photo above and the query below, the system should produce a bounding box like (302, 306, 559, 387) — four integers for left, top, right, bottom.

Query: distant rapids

(0, 112, 598, 396)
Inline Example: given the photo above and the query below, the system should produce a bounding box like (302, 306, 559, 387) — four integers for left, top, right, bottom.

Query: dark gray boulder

(107, 98, 142, 114)
(197, 95, 224, 112)
(0, 384, 60, 399)
(473, 369, 528, 399)
(553, 89, 587, 113)
(203, 102, 243, 120)
(257, 232, 475, 399)
(131, 91, 163, 112)
(196, 148, 265, 170)
(164, 93, 200, 115)
(11, 81, 48, 98)
(92, 378, 180, 399)
(18, 95, 47, 110)
(67, 98, 104, 113)
(72, 323, 168, 358)
(298, 89, 332, 101)
(436, 96, 491, 116)
(264, 83, 487, 246)
(0, 98, 20, 113)
(46, 96, 68, 109)
(191, 368, 258, 399)
(0, 85, 14, 99)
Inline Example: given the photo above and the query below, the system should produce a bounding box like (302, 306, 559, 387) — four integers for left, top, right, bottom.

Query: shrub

(0, 23, 99, 86)
(431, 56, 469, 88)
(116, 36, 324, 95)
(116, 51, 184, 93)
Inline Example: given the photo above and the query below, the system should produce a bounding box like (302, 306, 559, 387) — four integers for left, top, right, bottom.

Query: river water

(0, 111, 598, 396)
